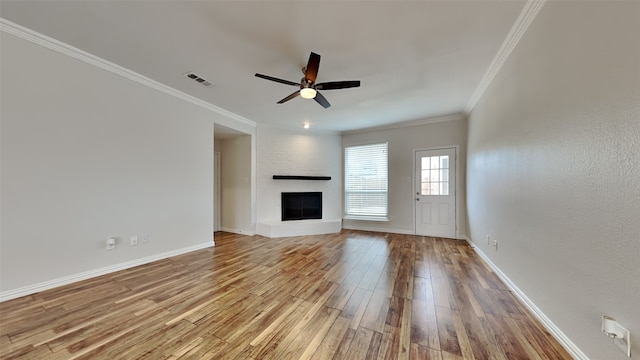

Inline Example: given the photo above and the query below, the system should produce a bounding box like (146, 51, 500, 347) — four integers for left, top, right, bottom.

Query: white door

(415, 147, 456, 237)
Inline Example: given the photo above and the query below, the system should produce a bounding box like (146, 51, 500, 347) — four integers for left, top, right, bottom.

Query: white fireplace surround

(258, 190, 341, 238)
(256, 126, 343, 238)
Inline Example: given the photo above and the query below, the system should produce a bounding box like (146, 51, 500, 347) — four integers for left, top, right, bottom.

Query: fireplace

(281, 192, 322, 221)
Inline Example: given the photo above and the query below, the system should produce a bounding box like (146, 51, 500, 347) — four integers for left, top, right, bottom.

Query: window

(420, 155, 449, 195)
(344, 142, 388, 219)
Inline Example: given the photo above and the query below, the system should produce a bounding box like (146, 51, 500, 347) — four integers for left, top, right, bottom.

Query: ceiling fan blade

(305, 52, 321, 83)
(277, 91, 301, 104)
(315, 80, 361, 90)
(313, 91, 331, 108)
(255, 73, 299, 87)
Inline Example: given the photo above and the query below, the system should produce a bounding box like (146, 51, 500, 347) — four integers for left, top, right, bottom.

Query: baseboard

(342, 225, 468, 239)
(466, 238, 588, 360)
(341, 224, 414, 235)
(219, 227, 256, 236)
(0, 242, 213, 302)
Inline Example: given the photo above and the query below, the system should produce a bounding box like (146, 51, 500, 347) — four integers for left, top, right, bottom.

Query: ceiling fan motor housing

(301, 78, 314, 89)
(300, 79, 317, 99)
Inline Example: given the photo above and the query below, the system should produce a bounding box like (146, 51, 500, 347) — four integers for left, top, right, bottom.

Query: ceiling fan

(255, 52, 360, 108)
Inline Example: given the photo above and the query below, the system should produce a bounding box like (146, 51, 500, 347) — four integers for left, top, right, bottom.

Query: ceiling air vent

(185, 72, 212, 87)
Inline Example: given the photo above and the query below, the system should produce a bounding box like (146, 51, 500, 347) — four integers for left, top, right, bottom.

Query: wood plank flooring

(0, 230, 573, 359)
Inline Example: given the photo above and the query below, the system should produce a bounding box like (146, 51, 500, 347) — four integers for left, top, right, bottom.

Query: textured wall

(342, 118, 468, 236)
(1, 32, 215, 293)
(466, 2, 640, 359)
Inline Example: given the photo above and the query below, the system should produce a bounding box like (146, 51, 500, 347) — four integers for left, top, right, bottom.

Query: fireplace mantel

(273, 175, 331, 180)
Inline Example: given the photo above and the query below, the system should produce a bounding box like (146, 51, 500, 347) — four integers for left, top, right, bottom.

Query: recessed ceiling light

(303, 124, 310, 129)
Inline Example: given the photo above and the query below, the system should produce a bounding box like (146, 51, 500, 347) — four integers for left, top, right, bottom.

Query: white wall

(0, 29, 252, 298)
(219, 135, 254, 234)
(256, 126, 342, 225)
(466, 2, 640, 359)
(342, 117, 468, 236)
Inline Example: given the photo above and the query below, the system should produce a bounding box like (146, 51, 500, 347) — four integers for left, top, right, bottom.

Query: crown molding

(0, 18, 257, 128)
(341, 114, 466, 135)
(464, 0, 546, 114)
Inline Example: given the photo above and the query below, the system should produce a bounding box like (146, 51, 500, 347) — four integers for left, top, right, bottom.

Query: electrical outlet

(106, 238, 116, 250)
(142, 235, 149, 244)
(493, 239, 498, 250)
(130, 236, 139, 246)
(603, 316, 631, 357)
(614, 330, 631, 357)
(486, 235, 491, 245)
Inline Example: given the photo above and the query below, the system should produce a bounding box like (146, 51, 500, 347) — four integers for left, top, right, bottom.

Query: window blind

(344, 142, 388, 217)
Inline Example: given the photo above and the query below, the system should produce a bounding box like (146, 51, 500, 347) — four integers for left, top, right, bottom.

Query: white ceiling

(0, 0, 526, 132)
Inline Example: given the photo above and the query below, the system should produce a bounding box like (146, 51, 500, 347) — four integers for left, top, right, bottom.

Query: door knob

(416, 198, 420, 201)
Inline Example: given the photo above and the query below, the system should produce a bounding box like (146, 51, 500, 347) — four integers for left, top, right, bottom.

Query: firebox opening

(281, 192, 322, 221)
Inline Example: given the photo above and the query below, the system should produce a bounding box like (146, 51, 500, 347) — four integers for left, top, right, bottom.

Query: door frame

(214, 151, 221, 232)
(412, 145, 459, 238)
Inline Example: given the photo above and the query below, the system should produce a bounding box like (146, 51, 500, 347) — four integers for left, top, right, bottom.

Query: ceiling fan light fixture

(300, 88, 317, 99)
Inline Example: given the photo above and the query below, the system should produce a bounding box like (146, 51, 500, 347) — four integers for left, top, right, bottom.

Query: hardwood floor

(0, 230, 572, 359)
